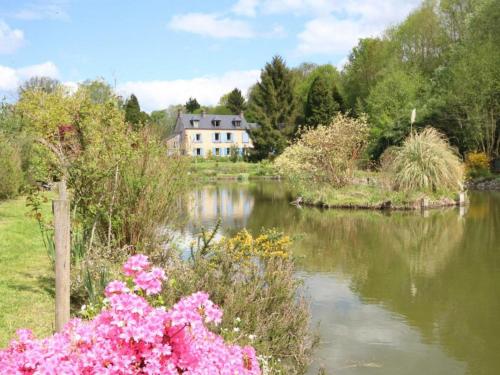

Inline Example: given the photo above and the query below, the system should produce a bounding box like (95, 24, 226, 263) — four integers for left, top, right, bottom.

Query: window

(214, 148, 220, 156)
(214, 133, 220, 142)
(226, 132, 232, 142)
(190, 119, 199, 128)
(196, 148, 202, 156)
(242, 132, 249, 143)
(195, 133, 202, 142)
(232, 120, 241, 127)
(212, 120, 221, 127)
(226, 148, 231, 156)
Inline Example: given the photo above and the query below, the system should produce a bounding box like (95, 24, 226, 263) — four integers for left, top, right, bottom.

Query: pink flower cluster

(0, 255, 260, 374)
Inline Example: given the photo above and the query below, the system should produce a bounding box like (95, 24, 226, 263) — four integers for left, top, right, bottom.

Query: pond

(180, 181, 500, 375)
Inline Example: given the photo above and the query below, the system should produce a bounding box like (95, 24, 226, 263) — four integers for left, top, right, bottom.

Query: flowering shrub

(465, 151, 491, 178)
(0, 255, 260, 374)
(274, 113, 369, 187)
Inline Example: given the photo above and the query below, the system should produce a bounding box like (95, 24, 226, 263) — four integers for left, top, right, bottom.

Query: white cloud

(0, 61, 59, 91)
(297, 17, 374, 55)
(117, 70, 261, 112)
(169, 13, 255, 39)
(232, 0, 260, 17)
(0, 21, 25, 54)
(296, 0, 421, 56)
(13, 0, 69, 21)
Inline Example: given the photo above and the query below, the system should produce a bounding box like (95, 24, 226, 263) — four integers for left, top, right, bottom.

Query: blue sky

(0, 0, 420, 111)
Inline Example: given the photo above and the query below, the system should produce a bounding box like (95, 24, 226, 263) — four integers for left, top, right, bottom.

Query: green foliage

(226, 88, 246, 114)
(366, 68, 431, 158)
(163, 227, 315, 374)
(247, 55, 296, 159)
(0, 135, 23, 200)
(341, 38, 392, 113)
(185, 97, 201, 113)
(16, 85, 190, 304)
(18, 76, 61, 96)
(275, 113, 369, 187)
(124, 94, 149, 129)
(389, 128, 464, 192)
(304, 75, 339, 127)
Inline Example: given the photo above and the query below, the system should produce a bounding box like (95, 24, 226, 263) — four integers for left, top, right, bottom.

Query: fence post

(53, 181, 70, 332)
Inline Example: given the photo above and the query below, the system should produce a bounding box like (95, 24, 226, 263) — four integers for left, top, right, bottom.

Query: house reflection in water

(189, 185, 254, 228)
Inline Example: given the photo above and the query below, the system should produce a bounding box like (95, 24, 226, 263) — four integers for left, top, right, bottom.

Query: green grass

(294, 176, 459, 209)
(0, 197, 54, 347)
(188, 159, 278, 180)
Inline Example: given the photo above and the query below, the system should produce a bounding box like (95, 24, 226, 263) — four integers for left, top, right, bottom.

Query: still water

(181, 181, 500, 375)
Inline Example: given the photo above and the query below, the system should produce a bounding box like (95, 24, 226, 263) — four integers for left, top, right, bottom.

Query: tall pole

(53, 180, 70, 332)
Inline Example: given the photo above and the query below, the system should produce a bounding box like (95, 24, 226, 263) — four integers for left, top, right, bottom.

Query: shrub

(274, 113, 369, 187)
(0, 255, 261, 374)
(390, 128, 464, 192)
(162, 227, 315, 374)
(465, 151, 491, 179)
(0, 136, 23, 200)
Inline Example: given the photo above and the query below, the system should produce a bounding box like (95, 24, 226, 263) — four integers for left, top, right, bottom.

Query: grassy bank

(189, 159, 279, 181)
(293, 172, 461, 210)
(0, 197, 54, 347)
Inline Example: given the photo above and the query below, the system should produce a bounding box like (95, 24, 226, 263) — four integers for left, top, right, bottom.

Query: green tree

(79, 79, 115, 105)
(341, 38, 392, 113)
(304, 75, 339, 127)
(125, 94, 149, 129)
(247, 56, 296, 159)
(444, 0, 500, 156)
(366, 68, 431, 158)
(389, 0, 448, 75)
(185, 97, 200, 113)
(18, 76, 60, 96)
(226, 88, 246, 114)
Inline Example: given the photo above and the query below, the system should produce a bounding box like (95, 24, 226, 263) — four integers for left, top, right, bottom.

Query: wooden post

(53, 181, 70, 332)
(459, 191, 466, 206)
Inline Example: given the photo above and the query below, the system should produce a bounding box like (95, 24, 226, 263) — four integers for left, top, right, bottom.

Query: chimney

(239, 111, 244, 118)
(177, 108, 182, 117)
(201, 110, 205, 118)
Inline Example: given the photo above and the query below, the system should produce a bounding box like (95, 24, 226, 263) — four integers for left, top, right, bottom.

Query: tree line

(242, 0, 498, 161)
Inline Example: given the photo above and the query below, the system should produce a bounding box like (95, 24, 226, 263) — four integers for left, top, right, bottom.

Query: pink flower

(0, 254, 261, 375)
(104, 280, 130, 297)
(123, 254, 150, 276)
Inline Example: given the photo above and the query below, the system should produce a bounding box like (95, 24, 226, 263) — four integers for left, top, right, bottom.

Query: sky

(0, 0, 420, 112)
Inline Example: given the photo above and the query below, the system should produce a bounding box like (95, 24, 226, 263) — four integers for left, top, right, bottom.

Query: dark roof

(173, 113, 256, 133)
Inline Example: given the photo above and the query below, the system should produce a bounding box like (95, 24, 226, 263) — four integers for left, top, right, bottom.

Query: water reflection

(183, 182, 500, 375)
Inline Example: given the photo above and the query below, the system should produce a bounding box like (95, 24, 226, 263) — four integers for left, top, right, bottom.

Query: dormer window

(190, 119, 199, 128)
(232, 120, 241, 127)
(212, 120, 221, 127)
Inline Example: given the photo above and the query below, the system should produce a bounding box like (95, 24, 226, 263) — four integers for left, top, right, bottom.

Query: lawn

(188, 159, 278, 180)
(0, 197, 54, 347)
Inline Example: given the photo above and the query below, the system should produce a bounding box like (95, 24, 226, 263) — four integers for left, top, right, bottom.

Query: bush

(465, 151, 491, 179)
(274, 113, 369, 187)
(0, 136, 23, 200)
(162, 227, 315, 374)
(390, 128, 464, 192)
(0, 255, 261, 374)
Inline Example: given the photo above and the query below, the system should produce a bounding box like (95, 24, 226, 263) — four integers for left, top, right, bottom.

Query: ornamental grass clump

(0, 254, 261, 374)
(390, 128, 464, 192)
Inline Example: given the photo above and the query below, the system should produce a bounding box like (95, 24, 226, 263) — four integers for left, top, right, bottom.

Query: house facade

(166, 112, 256, 157)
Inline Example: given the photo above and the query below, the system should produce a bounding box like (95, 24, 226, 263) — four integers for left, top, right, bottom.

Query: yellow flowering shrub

(465, 152, 490, 178)
(219, 229, 291, 262)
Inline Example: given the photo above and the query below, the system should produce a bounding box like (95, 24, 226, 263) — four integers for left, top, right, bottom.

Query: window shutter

(243, 132, 249, 143)
(201, 148, 204, 157)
